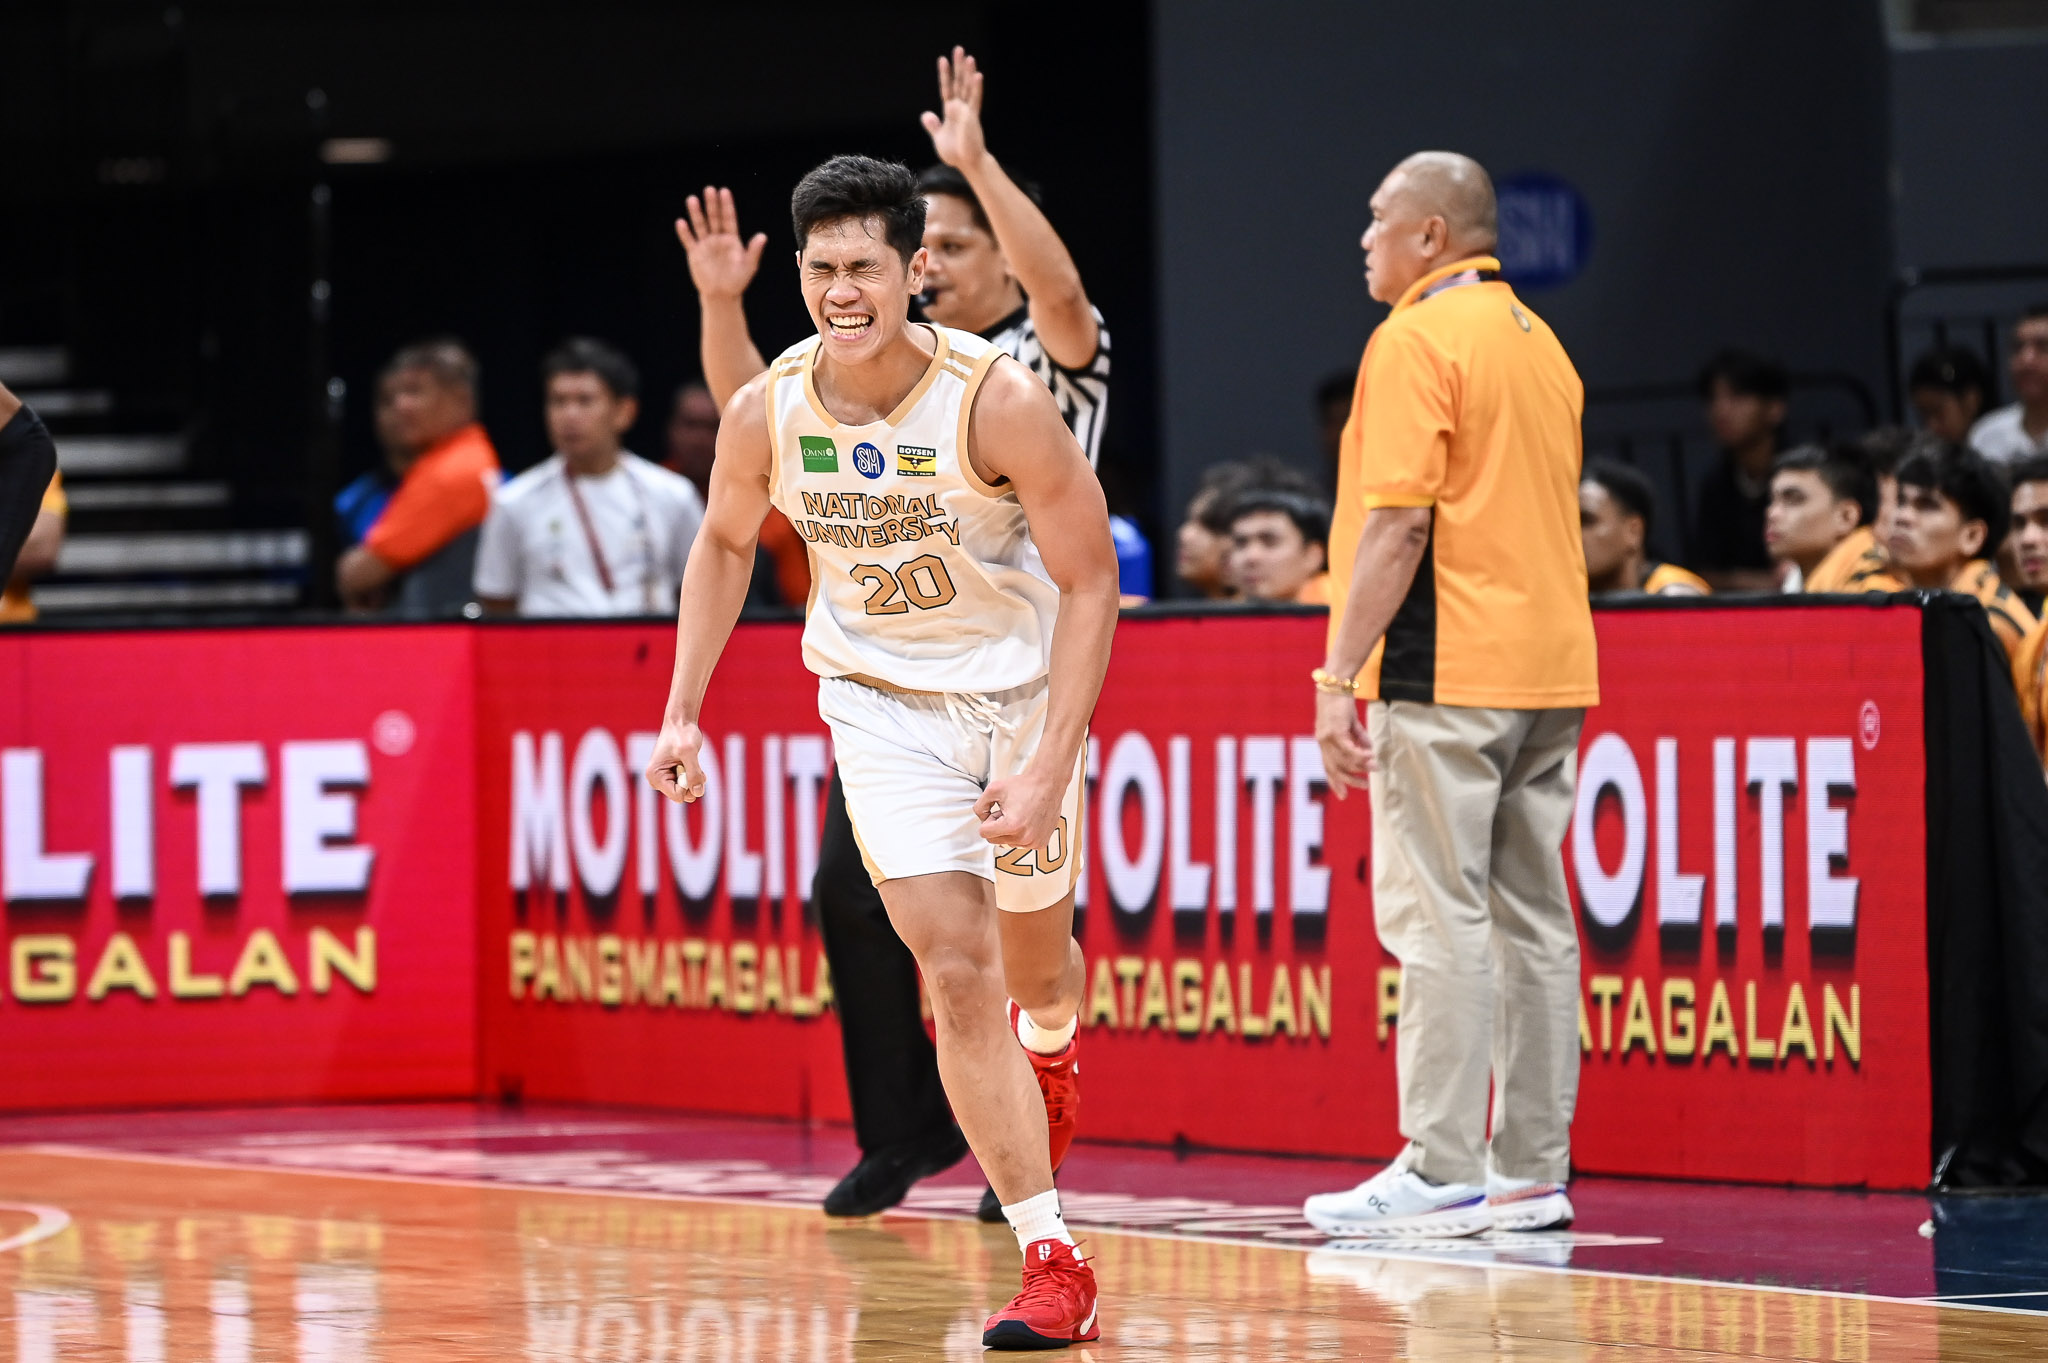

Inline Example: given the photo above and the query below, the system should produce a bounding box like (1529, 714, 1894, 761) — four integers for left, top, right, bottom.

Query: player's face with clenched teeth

(798, 216, 928, 366)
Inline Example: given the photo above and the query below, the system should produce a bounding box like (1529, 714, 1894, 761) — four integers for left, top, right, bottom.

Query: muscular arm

(969, 361, 1118, 848)
(677, 188, 771, 408)
(11, 508, 63, 583)
(646, 376, 775, 801)
(924, 49, 1100, 371)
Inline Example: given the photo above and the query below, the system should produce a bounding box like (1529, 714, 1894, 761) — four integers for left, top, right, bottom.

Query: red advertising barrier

(0, 627, 480, 1107)
(0, 605, 1932, 1188)
(471, 606, 1930, 1189)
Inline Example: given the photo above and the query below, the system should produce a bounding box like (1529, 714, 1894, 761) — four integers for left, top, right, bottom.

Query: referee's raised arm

(1305, 151, 1599, 1242)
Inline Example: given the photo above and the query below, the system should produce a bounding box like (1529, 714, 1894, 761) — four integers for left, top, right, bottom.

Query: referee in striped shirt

(675, 46, 1111, 1220)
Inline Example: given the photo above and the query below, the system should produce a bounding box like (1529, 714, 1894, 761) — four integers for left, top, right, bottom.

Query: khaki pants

(1368, 700, 1584, 1185)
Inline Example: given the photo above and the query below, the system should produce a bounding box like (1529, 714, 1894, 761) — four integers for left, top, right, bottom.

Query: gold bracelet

(1311, 667, 1358, 695)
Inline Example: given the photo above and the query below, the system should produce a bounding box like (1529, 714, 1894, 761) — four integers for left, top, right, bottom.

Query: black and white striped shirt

(983, 305, 1111, 469)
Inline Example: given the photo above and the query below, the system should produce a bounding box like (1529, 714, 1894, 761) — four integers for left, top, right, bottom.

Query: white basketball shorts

(817, 674, 1086, 913)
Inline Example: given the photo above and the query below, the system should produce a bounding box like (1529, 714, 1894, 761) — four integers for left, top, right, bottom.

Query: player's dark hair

(1227, 488, 1331, 553)
(383, 337, 479, 398)
(2012, 453, 2048, 490)
(1895, 441, 2012, 546)
(1774, 443, 1880, 526)
(1854, 425, 1920, 477)
(1695, 348, 1789, 402)
(1583, 459, 1657, 538)
(792, 156, 925, 264)
(2023, 302, 2048, 325)
(541, 337, 639, 401)
(1191, 457, 1318, 535)
(915, 163, 1041, 237)
(1908, 345, 1993, 402)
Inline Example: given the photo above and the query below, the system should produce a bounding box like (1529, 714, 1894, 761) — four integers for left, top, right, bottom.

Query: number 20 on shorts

(851, 554, 958, 615)
(995, 816, 1070, 877)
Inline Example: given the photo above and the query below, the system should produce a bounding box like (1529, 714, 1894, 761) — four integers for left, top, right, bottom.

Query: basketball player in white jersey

(647, 156, 1116, 1350)
(677, 46, 1109, 1229)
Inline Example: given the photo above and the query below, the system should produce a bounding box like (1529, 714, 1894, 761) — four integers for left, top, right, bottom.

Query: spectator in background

(1890, 442, 2035, 660)
(1317, 370, 1355, 488)
(1228, 488, 1330, 604)
(1970, 305, 2048, 463)
(663, 381, 720, 489)
(0, 470, 65, 623)
(1691, 348, 1787, 591)
(1908, 346, 1994, 446)
(1177, 458, 1319, 599)
(335, 367, 415, 550)
(1579, 460, 1707, 596)
(1176, 461, 1258, 599)
(1856, 426, 1918, 547)
(665, 379, 806, 609)
(2008, 454, 2048, 615)
(337, 338, 500, 616)
(474, 339, 702, 617)
(1767, 444, 1901, 593)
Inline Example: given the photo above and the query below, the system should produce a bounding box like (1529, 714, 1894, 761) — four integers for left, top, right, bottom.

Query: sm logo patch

(896, 444, 937, 477)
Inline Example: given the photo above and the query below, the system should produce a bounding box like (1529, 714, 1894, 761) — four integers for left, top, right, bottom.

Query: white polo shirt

(1969, 404, 2048, 463)
(473, 451, 704, 617)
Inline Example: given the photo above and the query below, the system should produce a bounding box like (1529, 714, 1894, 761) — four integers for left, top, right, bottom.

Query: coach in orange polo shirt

(1304, 153, 1598, 1242)
(337, 339, 501, 615)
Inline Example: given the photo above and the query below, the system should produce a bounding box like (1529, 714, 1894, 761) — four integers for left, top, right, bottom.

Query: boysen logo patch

(896, 444, 937, 477)
(800, 436, 839, 473)
(852, 442, 885, 480)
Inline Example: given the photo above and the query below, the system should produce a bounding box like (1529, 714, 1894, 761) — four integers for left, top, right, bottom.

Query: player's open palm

(921, 47, 988, 169)
(676, 186, 765, 301)
(646, 720, 709, 804)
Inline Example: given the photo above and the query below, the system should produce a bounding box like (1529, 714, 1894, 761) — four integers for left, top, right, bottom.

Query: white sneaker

(1303, 1163, 1491, 1238)
(1485, 1169, 1574, 1231)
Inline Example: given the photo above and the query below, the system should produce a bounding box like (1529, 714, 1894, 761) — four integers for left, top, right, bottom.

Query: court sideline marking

(9, 1142, 2039, 1321)
(0, 1204, 73, 1254)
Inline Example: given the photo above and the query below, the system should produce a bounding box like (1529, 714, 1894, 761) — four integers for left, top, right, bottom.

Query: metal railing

(1885, 263, 2048, 421)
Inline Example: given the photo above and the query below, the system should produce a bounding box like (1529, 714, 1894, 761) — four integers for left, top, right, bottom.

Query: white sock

(1014, 1005, 1077, 1055)
(1001, 1189, 1075, 1252)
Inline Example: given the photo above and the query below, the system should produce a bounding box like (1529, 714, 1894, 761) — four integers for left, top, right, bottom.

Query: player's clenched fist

(646, 720, 709, 804)
(975, 766, 1063, 851)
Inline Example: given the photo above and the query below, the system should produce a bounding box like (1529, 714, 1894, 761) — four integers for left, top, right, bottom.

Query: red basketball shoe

(982, 1239, 1100, 1349)
(1009, 1002, 1079, 1171)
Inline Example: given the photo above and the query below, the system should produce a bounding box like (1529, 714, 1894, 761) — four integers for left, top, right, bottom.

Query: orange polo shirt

(362, 423, 500, 571)
(1329, 257, 1599, 708)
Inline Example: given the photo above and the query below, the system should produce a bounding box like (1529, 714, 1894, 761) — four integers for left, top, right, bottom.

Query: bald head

(1390, 152, 1497, 253)
(1362, 151, 1499, 304)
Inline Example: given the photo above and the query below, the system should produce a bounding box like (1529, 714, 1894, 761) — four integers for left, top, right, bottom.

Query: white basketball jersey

(765, 324, 1060, 694)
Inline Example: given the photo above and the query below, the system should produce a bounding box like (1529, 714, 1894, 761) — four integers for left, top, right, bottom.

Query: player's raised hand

(976, 766, 1062, 852)
(920, 46, 988, 170)
(646, 719, 709, 804)
(676, 187, 766, 301)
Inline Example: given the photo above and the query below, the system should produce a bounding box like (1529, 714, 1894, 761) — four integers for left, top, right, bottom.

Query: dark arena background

(2, 2, 2048, 1359)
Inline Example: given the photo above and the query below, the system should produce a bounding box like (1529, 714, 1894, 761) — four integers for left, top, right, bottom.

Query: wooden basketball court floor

(1, 1104, 2043, 1361)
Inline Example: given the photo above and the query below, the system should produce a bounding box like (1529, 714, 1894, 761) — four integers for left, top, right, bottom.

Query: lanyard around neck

(1417, 268, 1502, 302)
